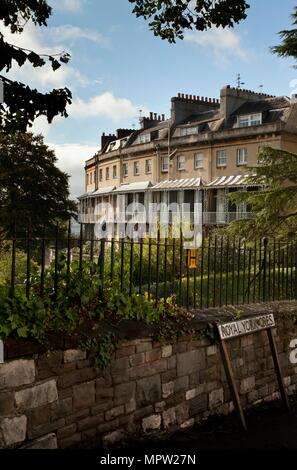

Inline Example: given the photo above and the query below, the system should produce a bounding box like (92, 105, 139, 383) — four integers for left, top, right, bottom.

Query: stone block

(114, 382, 135, 406)
(175, 402, 189, 425)
(180, 418, 194, 429)
(145, 349, 161, 362)
(116, 346, 135, 358)
(24, 433, 57, 449)
(59, 432, 82, 449)
(105, 405, 124, 421)
(162, 381, 174, 399)
(136, 341, 152, 353)
(0, 415, 27, 447)
(111, 357, 130, 384)
(162, 345, 173, 358)
(29, 404, 50, 427)
(130, 359, 167, 380)
(0, 391, 14, 416)
(57, 423, 77, 440)
(186, 385, 204, 401)
(78, 414, 104, 431)
(129, 353, 145, 367)
(102, 429, 126, 447)
(0, 359, 35, 390)
(125, 399, 136, 414)
(58, 367, 97, 389)
(136, 375, 161, 406)
(240, 376, 255, 394)
(177, 350, 205, 377)
(155, 401, 166, 413)
(174, 376, 189, 393)
(73, 381, 95, 410)
(209, 388, 224, 409)
(64, 350, 86, 364)
(142, 414, 161, 433)
(162, 407, 176, 429)
(167, 355, 177, 370)
(189, 394, 207, 416)
(28, 418, 65, 440)
(15, 380, 58, 411)
(206, 345, 217, 356)
(51, 397, 72, 421)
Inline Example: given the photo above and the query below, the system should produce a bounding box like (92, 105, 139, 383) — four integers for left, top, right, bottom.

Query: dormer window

(180, 126, 199, 136)
(109, 142, 116, 151)
(136, 133, 151, 144)
(238, 113, 262, 128)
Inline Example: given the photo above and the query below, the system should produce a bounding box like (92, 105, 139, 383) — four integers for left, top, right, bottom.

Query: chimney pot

(150, 112, 153, 120)
(162, 114, 165, 121)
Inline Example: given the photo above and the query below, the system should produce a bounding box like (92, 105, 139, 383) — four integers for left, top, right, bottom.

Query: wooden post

(267, 328, 290, 411)
(218, 336, 247, 431)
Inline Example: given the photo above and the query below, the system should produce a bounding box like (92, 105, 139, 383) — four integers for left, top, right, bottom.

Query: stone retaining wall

(1, 302, 297, 448)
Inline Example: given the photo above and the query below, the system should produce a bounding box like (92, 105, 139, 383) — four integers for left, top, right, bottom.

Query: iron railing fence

(1, 224, 296, 310)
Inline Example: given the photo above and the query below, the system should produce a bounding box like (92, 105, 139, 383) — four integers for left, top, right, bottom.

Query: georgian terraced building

(79, 85, 297, 231)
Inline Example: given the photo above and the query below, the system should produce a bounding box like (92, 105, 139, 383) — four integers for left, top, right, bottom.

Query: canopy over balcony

(151, 177, 205, 191)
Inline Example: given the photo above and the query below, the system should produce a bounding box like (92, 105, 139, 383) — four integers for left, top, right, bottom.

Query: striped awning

(206, 174, 259, 188)
(92, 186, 115, 196)
(113, 181, 153, 193)
(151, 177, 205, 191)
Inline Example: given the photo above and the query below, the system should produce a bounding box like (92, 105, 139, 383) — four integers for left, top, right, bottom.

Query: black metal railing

(1, 224, 296, 310)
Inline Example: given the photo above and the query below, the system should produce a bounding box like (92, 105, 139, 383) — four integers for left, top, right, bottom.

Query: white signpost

(218, 314, 275, 340)
(216, 313, 289, 431)
(0, 79, 4, 363)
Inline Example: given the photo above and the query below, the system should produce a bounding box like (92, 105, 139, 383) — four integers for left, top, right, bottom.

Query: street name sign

(218, 314, 275, 340)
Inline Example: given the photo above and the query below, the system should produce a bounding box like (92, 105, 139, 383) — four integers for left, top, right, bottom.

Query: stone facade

(0, 303, 297, 449)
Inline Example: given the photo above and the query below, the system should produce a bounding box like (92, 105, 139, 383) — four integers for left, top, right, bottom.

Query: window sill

(217, 165, 227, 168)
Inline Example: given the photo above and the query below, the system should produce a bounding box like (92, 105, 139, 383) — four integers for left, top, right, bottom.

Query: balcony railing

(202, 212, 253, 225)
(79, 211, 253, 225)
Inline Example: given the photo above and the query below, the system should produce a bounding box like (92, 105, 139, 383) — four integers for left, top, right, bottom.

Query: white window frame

(134, 161, 140, 176)
(180, 126, 199, 136)
(237, 148, 248, 166)
(177, 155, 186, 171)
(216, 150, 227, 167)
(123, 163, 128, 177)
(145, 159, 152, 174)
(161, 156, 169, 172)
(137, 133, 151, 144)
(238, 113, 262, 128)
(194, 153, 204, 169)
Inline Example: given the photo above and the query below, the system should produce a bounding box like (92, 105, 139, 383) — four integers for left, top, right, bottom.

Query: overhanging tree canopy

(0, 0, 72, 133)
(129, 0, 250, 42)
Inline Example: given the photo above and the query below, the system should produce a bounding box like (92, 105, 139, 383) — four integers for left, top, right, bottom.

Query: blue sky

(2, 0, 297, 197)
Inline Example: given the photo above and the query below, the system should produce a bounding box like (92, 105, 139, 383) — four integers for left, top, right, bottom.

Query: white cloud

(48, 142, 98, 198)
(70, 91, 147, 122)
(50, 0, 86, 13)
(0, 22, 99, 89)
(184, 27, 249, 64)
(49, 25, 108, 46)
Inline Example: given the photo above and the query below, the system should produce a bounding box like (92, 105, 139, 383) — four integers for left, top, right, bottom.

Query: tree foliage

(129, 0, 250, 42)
(0, 1, 72, 133)
(272, 6, 297, 65)
(0, 132, 77, 236)
(225, 148, 297, 240)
